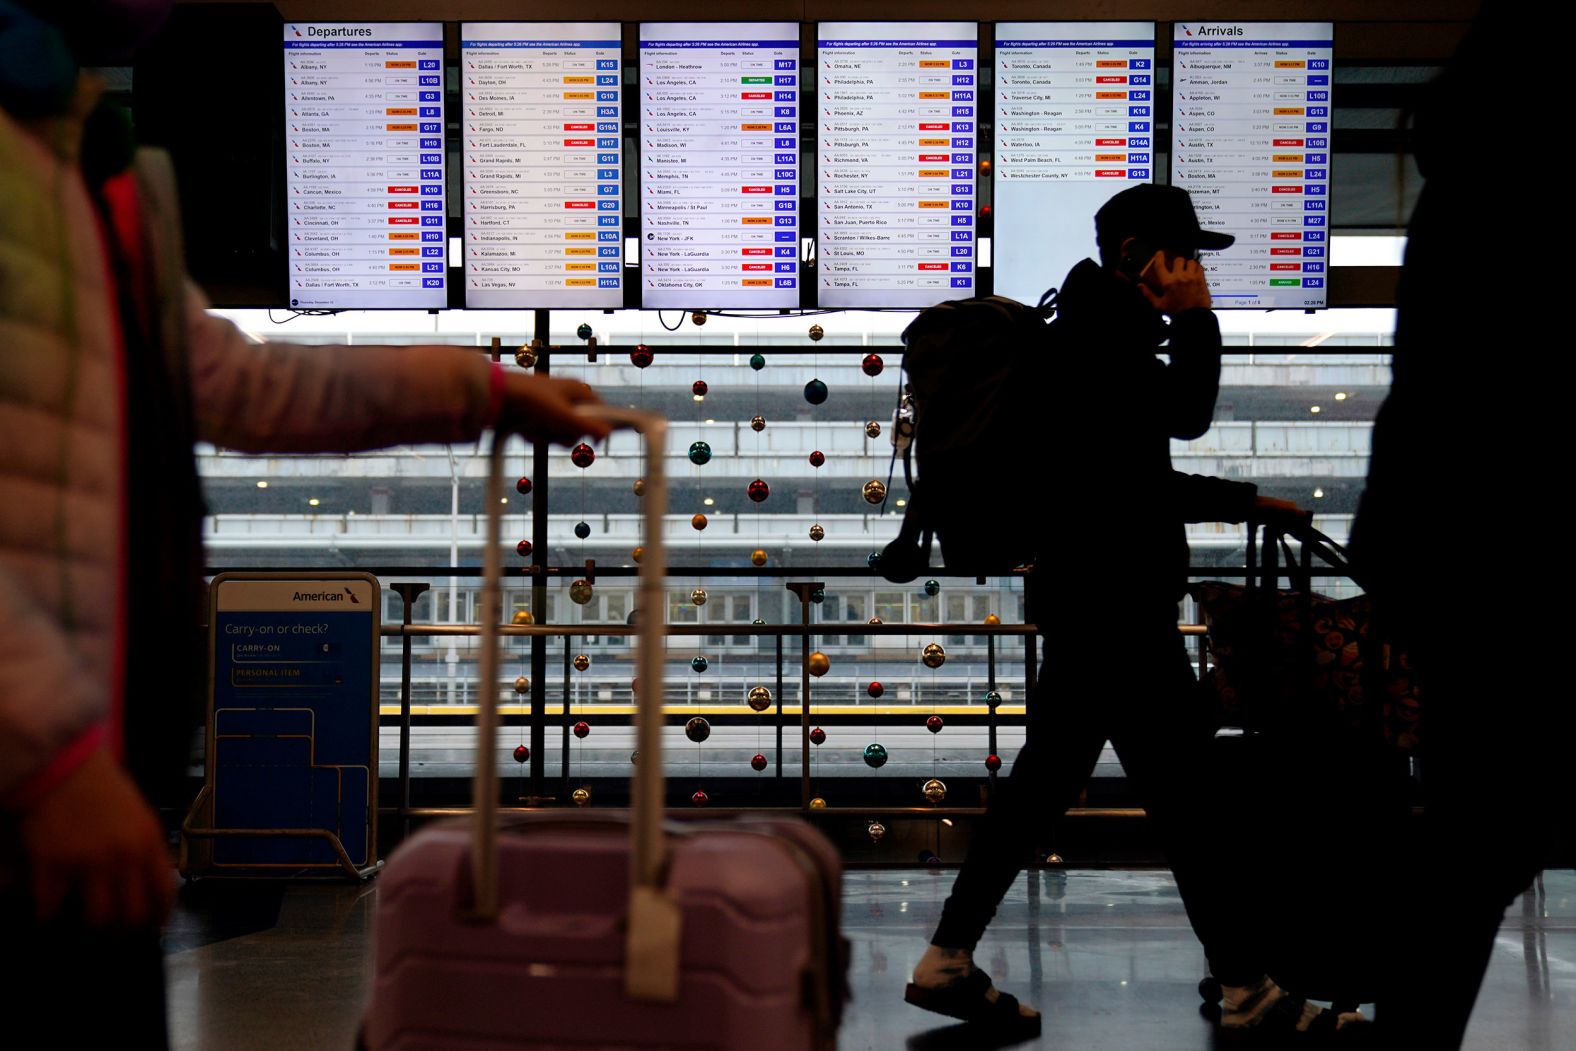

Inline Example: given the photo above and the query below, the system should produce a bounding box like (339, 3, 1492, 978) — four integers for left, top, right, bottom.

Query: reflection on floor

(166, 868, 1575, 1050)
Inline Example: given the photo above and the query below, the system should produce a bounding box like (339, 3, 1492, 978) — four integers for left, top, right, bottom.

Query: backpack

(877, 290, 1058, 583)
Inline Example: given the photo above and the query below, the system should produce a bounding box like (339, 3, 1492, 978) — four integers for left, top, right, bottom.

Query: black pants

(933, 632, 1266, 983)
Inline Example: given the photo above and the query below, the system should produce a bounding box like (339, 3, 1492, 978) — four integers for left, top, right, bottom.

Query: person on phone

(905, 185, 1355, 1041)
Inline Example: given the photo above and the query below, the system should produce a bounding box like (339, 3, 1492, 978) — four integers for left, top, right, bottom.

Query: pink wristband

(3, 724, 108, 813)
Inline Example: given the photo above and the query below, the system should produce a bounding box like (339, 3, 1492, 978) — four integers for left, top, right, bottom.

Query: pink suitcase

(363, 409, 848, 1050)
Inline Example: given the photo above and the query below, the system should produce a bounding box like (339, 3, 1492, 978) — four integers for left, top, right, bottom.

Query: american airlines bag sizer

(363, 408, 847, 1050)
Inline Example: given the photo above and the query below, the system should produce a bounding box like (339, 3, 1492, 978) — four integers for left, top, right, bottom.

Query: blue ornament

(691, 656, 709, 674)
(924, 579, 940, 597)
(862, 743, 889, 769)
(688, 441, 712, 465)
(803, 379, 828, 405)
(573, 521, 591, 540)
(866, 552, 882, 569)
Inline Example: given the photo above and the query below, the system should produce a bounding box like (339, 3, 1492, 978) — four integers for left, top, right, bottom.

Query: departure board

(284, 22, 446, 309)
(1172, 22, 1333, 309)
(461, 23, 623, 308)
(817, 22, 977, 309)
(993, 22, 1154, 303)
(639, 23, 800, 309)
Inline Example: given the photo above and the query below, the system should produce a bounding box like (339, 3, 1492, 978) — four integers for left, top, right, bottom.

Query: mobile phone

(1137, 250, 1165, 292)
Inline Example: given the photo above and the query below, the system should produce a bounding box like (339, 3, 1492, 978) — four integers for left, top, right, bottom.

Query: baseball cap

(1095, 184, 1235, 253)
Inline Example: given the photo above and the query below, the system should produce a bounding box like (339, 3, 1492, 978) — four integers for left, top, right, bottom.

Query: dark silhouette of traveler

(904, 185, 1359, 1041)
(1351, 8, 1562, 1047)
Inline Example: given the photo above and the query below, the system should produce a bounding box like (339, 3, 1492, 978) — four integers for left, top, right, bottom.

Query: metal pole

(529, 308, 550, 800)
(775, 633, 784, 779)
(784, 582, 823, 810)
(392, 582, 429, 837)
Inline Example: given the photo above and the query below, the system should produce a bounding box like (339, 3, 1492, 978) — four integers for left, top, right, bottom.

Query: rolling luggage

(363, 409, 847, 1050)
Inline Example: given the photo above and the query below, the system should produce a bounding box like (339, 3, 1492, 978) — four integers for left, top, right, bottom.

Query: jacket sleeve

(185, 283, 504, 453)
(1170, 471, 1257, 524)
(1159, 308, 1223, 440)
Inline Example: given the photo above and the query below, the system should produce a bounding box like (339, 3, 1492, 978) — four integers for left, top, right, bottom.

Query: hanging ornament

(867, 681, 884, 699)
(919, 850, 940, 865)
(570, 443, 595, 468)
(985, 690, 1001, 706)
(751, 753, 768, 772)
(751, 549, 768, 567)
(867, 821, 887, 844)
(632, 478, 645, 497)
(1045, 853, 1064, 866)
(866, 553, 882, 570)
(922, 643, 947, 668)
(984, 613, 1001, 626)
(690, 656, 709, 674)
(808, 450, 825, 468)
(627, 610, 640, 625)
(863, 480, 887, 504)
(569, 579, 594, 605)
(515, 477, 533, 495)
(631, 546, 645, 563)
(513, 745, 530, 763)
(573, 721, 590, 739)
(691, 379, 708, 398)
(922, 778, 947, 804)
(752, 618, 765, 626)
(576, 323, 594, 341)
(810, 727, 827, 746)
(514, 345, 538, 369)
(512, 610, 534, 625)
(573, 654, 591, 672)
(572, 787, 591, 806)
(926, 715, 944, 734)
(516, 540, 533, 558)
(861, 353, 884, 377)
(808, 323, 824, 341)
(808, 651, 830, 677)
(863, 743, 889, 769)
(629, 751, 639, 766)
(865, 420, 882, 439)
(803, 379, 829, 405)
(924, 579, 940, 597)
(749, 352, 766, 371)
(811, 588, 825, 604)
(747, 479, 770, 503)
(809, 524, 824, 542)
(688, 441, 712, 465)
(750, 415, 766, 432)
(690, 588, 708, 606)
(809, 797, 827, 809)
(747, 686, 772, 712)
(691, 790, 710, 807)
(630, 344, 653, 368)
(692, 514, 708, 531)
(568, 522, 588, 541)
(690, 312, 707, 326)
(868, 616, 883, 625)
(985, 754, 1002, 772)
(685, 717, 711, 743)
(513, 676, 530, 695)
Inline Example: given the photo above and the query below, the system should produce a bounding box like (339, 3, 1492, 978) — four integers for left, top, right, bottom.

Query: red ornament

(926, 715, 944, 734)
(985, 754, 1002, 772)
(570, 443, 595, 468)
(809, 727, 826, 746)
(691, 379, 708, 397)
(516, 539, 533, 558)
(751, 753, 768, 772)
(631, 344, 653, 368)
(691, 790, 709, 807)
(862, 353, 884, 377)
(573, 721, 590, 739)
(513, 745, 529, 763)
(747, 479, 770, 503)
(515, 477, 532, 495)
(867, 681, 884, 699)
(808, 450, 825, 468)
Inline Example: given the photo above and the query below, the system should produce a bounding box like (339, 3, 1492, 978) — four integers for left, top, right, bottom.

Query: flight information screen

(1172, 22, 1333, 309)
(284, 22, 446, 309)
(639, 23, 801, 309)
(817, 22, 977, 309)
(993, 22, 1154, 303)
(461, 23, 623, 308)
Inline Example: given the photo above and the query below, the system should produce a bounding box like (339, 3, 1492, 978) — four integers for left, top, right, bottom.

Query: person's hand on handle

(1254, 495, 1313, 533)
(1135, 255, 1213, 316)
(497, 373, 611, 445)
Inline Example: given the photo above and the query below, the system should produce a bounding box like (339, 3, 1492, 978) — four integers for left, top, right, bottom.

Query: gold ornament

(632, 478, 645, 497)
(809, 524, 824, 542)
(747, 686, 772, 712)
(868, 616, 883, 625)
(751, 549, 768, 567)
(514, 344, 538, 369)
(922, 778, 947, 804)
(691, 588, 708, 606)
(808, 651, 831, 677)
(808, 323, 824, 341)
(865, 420, 882, 439)
(573, 654, 590, 672)
(922, 642, 946, 669)
(569, 579, 594, 605)
(867, 821, 887, 843)
(863, 480, 886, 504)
(984, 613, 1001, 626)
(750, 415, 766, 432)
(690, 311, 707, 326)
(512, 609, 534, 626)
(513, 675, 530, 695)
(809, 797, 827, 810)
(631, 546, 644, 563)
(571, 788, 591, 807)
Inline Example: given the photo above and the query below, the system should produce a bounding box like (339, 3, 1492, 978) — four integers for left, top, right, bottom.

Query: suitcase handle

(474, 406, 680, 1001)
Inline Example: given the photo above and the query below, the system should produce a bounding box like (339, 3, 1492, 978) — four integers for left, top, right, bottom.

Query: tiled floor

(166, 868, 1576, 1049)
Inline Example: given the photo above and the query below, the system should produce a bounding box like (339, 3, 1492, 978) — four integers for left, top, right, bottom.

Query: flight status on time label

(818, 22, 977, 309)
(640, 23, 800, 309)
(993, 22, 1154, 303)
(285, 23, 446, 309)
(1172, 22, 1333, 309)
(461, 23, 623, 308)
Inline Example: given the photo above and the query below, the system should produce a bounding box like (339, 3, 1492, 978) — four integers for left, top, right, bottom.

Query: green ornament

(576, 323, 593, 340)
(863, 743, 889, 769)
(688, 441, 712, 465)
(750, 353, 766, 371)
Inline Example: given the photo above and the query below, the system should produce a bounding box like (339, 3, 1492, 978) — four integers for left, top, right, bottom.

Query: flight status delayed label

(818, 22, 977, 309)
(461, 23, 623, 308)
(285, 23, 446, 309)
(640, 23, 800, 309)
(993, 22, 1154, 303)
(1173, 22, 1333, 309)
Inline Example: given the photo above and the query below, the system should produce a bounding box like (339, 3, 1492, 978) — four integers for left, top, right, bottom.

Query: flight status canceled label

(285, 23, 446, 309)
(640, 23, 800, 309)
(993, 22, 1154, 303)
(1172, 22, 1333, 309)
(818, 22, 977, 309)
(461, 23, 622, 308)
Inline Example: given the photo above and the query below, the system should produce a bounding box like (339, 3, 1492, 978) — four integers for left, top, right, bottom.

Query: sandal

(904, 967, 1041, 1036)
